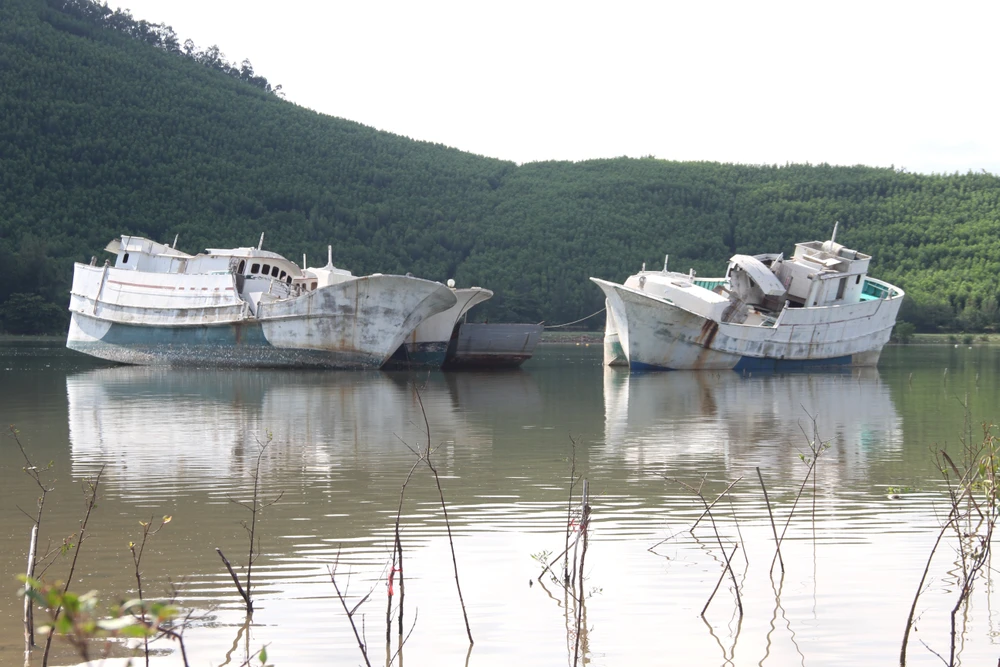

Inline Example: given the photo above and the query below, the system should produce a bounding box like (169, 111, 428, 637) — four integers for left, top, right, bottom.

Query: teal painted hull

(67, 316, 385, 368)
(382, 341, 450, 369)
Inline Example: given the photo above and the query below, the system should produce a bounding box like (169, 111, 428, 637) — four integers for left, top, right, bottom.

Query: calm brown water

(2, 340, 1000, 666)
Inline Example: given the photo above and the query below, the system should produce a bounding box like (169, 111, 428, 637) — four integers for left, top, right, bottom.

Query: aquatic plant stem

(41, 466, 104, 667)
(901, 425, 998, 666)
(703, 494, 743, 616)
(672, 475, 743, 616)
(216, 548, 250, 609)
(413, 385, 474, 645)
(389, 456, 421, 645)
(330, 558, 373, 667)
(756, 467, 784, 573)
(900, 500, 957, 665)
(770, 419, 829, 576)
(702, 543, 740, 616)
(23, 524, 37, 658)
(564, 437, 578, 583)
(573, 481, 590, 667)
(130, 515, 171, 666)
(225, 433, 283, 615)
(691, 477, 743, 531)
(10, 425, 53, 655)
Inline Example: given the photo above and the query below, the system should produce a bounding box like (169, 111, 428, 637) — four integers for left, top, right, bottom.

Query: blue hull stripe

(629, 361, 676, 372)
(629, 354, 854, 373)
(732, 355, 853, 373)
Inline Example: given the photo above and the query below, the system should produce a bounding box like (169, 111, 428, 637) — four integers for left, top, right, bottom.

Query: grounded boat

(591, 228, 904, 371)
(67, 236, 457, 368)
(441, 322, 543, 369)
(384, 284, 494, 369)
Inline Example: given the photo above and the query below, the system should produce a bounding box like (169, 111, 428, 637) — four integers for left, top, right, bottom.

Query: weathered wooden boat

(591, 227, 904, 371)
(384, 283, 494, 369)
(441, 322, 543, 369)
(67, 236, 457, 368)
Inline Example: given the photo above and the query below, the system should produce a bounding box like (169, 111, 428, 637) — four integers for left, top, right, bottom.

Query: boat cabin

(723, 239, 873, 314)
(771, 239, 871, 308)
(103, 235, 354, 311)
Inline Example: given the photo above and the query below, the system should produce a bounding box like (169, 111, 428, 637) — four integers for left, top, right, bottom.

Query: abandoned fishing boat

(67, 236, 458, 368)
(384, 282, 494, 368)
(591, 226, 904, 371)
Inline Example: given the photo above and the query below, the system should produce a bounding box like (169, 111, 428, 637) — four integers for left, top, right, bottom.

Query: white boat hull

(592, 278, 902, 371)
(67, 263, 457, 369)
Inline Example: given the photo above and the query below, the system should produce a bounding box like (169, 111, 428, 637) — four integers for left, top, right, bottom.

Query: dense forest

(1, 0, 998, 334)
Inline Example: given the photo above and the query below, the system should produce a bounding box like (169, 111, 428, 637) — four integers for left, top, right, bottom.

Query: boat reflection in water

(602, 367, 903, 482)
(66, 365, 545, 494)
(65, 367, 529, 492)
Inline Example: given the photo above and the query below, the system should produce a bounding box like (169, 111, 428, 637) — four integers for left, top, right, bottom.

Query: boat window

(836, 277, 847, 300)
(238, 260, 246, 274)
(311, 281, 318, 290)
(271, 266, 280, 277)
(279, 270, 286, 279)
(123, 253, 130, 264)
(262, 264, 270, 276)
(855, 275, 861, 284)
(251, 263, 260, 274)
(285, 276, 292, 284)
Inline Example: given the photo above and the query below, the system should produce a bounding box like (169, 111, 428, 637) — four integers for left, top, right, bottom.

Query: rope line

(543, 307, 606, 329)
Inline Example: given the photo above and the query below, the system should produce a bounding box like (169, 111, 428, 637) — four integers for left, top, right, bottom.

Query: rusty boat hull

(592, 278, 901, 371)
(591, 234, 905, 372)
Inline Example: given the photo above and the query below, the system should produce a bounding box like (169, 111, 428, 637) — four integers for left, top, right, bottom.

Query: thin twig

(702, 543, 740, 616)
(564, 437, 578, 583)
(413, 385, 473, 645)
(573, 481, 590, 667)
(330, 557, 372, 667)
(757, 467, 784, 573)
(215, 548, 250, 608)
(691, 477, 743, 531)
(42, 466, 104, 667)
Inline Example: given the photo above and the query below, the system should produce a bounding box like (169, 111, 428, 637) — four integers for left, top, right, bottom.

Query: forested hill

(2, 0, 999, 334)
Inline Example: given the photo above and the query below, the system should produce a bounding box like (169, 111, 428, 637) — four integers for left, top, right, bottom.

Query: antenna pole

(831, 221, 839, 244)
(258, 233, 265, 250)
(327, 245, 333, 266)
(172, 234, 178, 249)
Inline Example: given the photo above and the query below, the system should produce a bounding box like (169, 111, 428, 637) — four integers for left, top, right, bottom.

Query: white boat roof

(205, 247, 288, 261)
(105, 237, 193, 259)
(729, 254, 786, 296)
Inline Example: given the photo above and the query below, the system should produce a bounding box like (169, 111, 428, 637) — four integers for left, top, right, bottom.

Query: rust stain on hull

(697, 320, 719, 348)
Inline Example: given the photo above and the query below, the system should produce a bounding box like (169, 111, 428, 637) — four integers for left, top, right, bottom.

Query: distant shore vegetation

(1, 0, 998, 335)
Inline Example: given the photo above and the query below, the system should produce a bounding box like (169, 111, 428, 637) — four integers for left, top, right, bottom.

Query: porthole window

(262, 264, 271, 275)
(311, 281, 318, 290)
(279, 270, 286, 279)
(251, 263, 260, 274)
(271, 266, 280, 277)
(123, 253, 130, 263)
(285, 276, 292, 284)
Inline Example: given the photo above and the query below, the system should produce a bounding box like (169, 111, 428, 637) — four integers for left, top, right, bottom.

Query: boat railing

(861, 278, 903, 301)
(694, 278, 728, 292)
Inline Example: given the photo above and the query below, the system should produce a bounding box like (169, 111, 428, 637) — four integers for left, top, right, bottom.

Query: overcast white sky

(114, 0, 999, 175)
